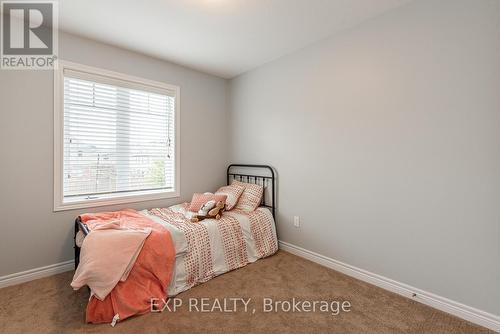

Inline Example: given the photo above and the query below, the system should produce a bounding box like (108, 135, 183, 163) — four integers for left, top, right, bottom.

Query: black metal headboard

(227, 164, 276, 219)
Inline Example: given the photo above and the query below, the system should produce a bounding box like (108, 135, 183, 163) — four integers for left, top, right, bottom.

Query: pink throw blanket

(71, 209, 176, 324)
(71, 220, 152, 300)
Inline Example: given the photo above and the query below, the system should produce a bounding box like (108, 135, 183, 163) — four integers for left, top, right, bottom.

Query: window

(54, 61, 180, 211)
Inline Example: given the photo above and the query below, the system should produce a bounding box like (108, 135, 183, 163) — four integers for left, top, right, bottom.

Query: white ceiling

(59, 0, 413, 78)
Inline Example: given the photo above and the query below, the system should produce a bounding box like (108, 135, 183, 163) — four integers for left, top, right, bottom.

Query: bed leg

(74, 219, 80, 270)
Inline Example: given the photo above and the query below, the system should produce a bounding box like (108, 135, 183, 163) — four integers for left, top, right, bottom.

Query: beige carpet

(0, 251, 494, 334)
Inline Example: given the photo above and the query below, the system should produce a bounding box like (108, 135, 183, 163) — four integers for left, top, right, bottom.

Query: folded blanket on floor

(72, 209, 176, 324)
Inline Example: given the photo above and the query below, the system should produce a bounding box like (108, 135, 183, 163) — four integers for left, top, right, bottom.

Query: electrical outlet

(293, 216, 300, 228)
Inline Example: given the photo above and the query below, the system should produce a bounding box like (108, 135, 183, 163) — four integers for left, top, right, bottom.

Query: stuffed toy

(190, 200, 225, 222)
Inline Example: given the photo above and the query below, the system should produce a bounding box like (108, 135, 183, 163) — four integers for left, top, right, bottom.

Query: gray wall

(0, 32, 229, 276)
(228, 0, 500, 315)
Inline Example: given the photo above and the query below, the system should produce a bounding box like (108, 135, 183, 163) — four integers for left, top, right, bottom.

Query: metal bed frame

(226, 164, 276, 219)
(74, 164, 276, 269)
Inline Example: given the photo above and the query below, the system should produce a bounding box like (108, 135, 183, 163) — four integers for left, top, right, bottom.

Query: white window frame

(53, 60, 180, 211)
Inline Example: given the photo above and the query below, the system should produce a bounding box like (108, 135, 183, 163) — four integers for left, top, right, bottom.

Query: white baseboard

(0, 260, 74, 289)
(279, 240, 500, 333)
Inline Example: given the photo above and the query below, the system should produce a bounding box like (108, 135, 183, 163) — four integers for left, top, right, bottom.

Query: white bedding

(140, 208, 188, 257)
(141, 204, 278, 296)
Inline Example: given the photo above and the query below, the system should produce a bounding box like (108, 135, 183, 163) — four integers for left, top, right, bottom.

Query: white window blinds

(62, 70, 176, 203)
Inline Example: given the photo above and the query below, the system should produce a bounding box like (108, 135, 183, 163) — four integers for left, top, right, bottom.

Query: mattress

(140, 204, 278, 296)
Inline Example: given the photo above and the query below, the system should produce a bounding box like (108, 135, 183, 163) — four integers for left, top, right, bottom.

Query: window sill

(53, 189, 180, 212)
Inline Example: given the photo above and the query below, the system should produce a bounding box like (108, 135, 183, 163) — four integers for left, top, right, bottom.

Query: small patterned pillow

(188, 193, 227, 212)
(232, 180, 264, 212)
(215, 184, 245, 210)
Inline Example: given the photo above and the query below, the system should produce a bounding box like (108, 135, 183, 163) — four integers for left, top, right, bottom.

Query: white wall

(0, 32, 229, 276)
(229, 0, 500, 315)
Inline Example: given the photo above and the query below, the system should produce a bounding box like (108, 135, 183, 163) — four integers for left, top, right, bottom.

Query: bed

(73, 164, 278, 297)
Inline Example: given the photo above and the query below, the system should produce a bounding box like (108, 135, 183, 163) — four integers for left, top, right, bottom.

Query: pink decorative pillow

(232, 180, 264, 212)
(188, 193, 227, 212)
(215, 184, 245, 210)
